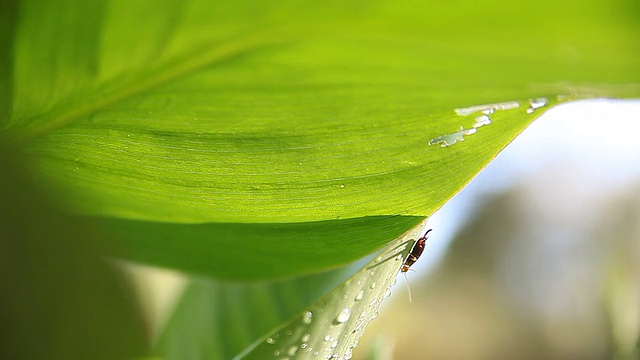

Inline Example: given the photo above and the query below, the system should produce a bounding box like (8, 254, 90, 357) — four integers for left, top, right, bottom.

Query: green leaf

(4, 0, 640, 279)
(153, 221, 425, 360)
(234, 223, 425, 360)
(153, 263, 362, 360)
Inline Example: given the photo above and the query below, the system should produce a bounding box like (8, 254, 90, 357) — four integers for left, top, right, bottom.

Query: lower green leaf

(234, 220, 427, 359)
(153, 264, 363, 360)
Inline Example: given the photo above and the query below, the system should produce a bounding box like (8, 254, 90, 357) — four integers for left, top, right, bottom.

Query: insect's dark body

(401, 229, 431, 272)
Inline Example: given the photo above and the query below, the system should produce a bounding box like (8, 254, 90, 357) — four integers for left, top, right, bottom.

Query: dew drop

(352, 321, 365, 333)
(303, 310, 313, 324)
(527, 97, 548, 114)
(396, 254, 404, 261)
(345, 348, 354, 360)
(302, 333, 311, 343)
(324, 335, 333, 342)
(428, 127, 476, 147)
(267, 333, 280, 344)
(342, 294, 348, 300)
(370, 282, 376, 289)
(355, 290, 365, 301)
(335, 307, 351, 323)
(369, 270, 375, 276)
(473, 114, 492, 128)
(454, 101, 520, 116)
(288, 345, 298, 356)
(330, 340, 339, 349)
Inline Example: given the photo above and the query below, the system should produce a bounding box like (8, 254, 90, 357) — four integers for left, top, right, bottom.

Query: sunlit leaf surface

(3, 0, 639, 278)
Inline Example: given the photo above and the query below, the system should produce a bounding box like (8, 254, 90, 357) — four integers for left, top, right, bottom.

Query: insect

(401, 229, 431, 273)
(401, 229, 432, 303)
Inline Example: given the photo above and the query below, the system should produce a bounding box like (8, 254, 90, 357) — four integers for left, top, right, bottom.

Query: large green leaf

(3, 0, 639, 279)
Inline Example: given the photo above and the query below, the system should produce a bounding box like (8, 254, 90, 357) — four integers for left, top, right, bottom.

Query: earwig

(401, 229, 432, 303)
(401, 229, 431, 273)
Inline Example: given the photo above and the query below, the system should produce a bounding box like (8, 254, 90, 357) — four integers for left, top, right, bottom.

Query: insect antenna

(402, 270, 414, 303)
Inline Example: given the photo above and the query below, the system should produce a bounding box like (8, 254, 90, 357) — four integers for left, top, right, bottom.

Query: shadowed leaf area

(97, 215, 424, 280)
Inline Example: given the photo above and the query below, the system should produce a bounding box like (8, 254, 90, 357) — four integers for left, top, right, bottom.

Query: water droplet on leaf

(335, 307, 351, 323)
